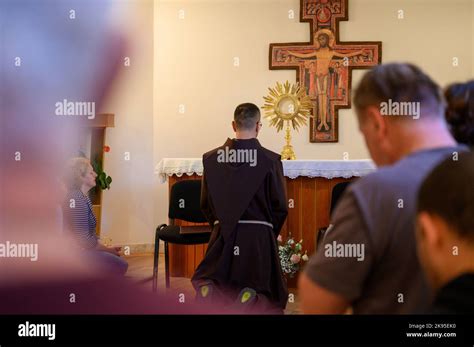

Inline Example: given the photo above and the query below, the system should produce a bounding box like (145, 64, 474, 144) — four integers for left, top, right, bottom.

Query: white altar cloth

(155, 158, 376, 183)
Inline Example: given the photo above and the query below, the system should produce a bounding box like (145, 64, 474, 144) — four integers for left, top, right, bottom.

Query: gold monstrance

(262, 81, 313, 160)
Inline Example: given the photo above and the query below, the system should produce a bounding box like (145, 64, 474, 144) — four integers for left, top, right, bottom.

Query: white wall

(100, 0, 155, 246)
(154, 0, 473, 159)
(98, 0, 473, 246)
(152, 0, 473, 242)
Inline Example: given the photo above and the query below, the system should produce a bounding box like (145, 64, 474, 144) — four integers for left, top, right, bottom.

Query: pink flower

(290, 254, 301, 264)
(277, 235, 282, 242)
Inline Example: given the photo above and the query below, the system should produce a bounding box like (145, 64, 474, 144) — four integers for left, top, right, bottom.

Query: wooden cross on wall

(270, 0, 382, 142)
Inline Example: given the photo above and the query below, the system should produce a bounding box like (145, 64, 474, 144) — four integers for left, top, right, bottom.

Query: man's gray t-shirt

(305, 146, 465, 314)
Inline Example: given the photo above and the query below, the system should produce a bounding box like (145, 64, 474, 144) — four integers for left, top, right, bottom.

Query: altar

(155, 158, 375, 284)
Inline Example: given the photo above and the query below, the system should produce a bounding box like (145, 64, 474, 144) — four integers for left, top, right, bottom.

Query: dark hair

(353, 63, 445, 119)
(417, 151, 474, 242)
(445, 80, 474, 147)
(234, 103, 261, 130)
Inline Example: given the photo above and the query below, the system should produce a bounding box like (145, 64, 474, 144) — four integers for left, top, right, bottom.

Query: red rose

(104, 145, 111, 153)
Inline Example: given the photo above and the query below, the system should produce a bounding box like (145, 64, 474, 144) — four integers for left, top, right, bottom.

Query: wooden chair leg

(165, 241, 170, 288)
(152, 232, 160, 292)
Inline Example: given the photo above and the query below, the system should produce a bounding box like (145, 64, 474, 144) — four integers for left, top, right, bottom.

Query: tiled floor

(125, 253, 301, 314)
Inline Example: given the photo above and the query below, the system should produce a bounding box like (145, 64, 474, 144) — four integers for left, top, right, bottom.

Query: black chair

(316, 181, 351, 249)
(153, 180, 211, 291)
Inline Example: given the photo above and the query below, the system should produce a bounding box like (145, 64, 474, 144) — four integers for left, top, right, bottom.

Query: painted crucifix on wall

(270, 0, 382, 142)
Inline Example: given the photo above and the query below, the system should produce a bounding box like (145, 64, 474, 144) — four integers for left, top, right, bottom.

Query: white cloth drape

(155, 158, 376, 183)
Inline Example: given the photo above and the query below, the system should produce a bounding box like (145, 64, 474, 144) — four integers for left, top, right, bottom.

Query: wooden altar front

(157, 159, 375, 288)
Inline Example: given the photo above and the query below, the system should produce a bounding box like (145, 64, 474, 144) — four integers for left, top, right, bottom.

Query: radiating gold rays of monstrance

(262, 81, 313, 159)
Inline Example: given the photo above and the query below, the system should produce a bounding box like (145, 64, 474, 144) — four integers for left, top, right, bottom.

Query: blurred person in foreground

(299, 63, 467, 314)
(0, 0, 209, 314)
(416, 151, 474, 314)
(445, 80, 474, 149)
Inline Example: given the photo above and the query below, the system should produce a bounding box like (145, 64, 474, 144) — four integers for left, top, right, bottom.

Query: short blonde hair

(63, 157, 91, 191)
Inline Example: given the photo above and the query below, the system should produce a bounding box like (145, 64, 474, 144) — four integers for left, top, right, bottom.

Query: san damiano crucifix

(270, 0, 382, 142)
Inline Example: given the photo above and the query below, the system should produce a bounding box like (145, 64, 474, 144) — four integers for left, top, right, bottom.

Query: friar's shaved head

(234, 103, 261, 130)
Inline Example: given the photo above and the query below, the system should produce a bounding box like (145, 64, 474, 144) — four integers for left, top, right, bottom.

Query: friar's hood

(202, 138, 274, 230)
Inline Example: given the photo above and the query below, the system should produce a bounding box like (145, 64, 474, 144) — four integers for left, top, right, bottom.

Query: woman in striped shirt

(63, 157, 128, 275)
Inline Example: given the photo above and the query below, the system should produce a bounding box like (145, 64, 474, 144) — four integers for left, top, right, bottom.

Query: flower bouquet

(277, 234, 309, 278)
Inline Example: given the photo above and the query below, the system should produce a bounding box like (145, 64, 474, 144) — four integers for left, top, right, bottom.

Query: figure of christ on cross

(287, 29, 368, 132)
(269, 0, 382, 142)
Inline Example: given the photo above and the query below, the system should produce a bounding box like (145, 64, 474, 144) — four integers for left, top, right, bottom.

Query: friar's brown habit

(191, 138, 288, 312)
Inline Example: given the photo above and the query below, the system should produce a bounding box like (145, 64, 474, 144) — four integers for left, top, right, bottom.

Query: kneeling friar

(192, 103, 289, 313)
